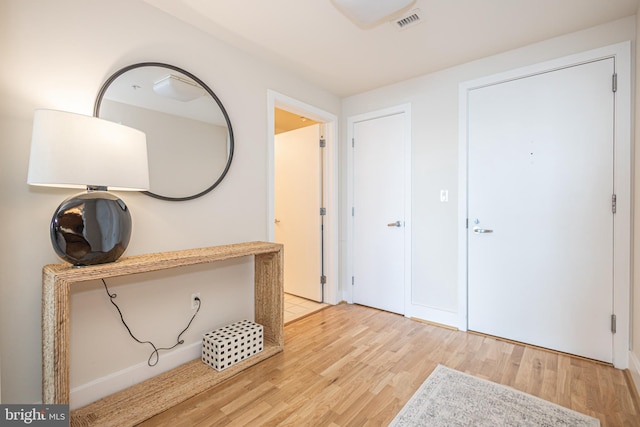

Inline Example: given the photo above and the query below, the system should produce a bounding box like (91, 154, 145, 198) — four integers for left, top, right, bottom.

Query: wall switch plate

(440, 190, 448, 202)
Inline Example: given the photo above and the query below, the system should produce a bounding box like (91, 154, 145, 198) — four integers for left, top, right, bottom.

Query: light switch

(440, 190, 448, 202)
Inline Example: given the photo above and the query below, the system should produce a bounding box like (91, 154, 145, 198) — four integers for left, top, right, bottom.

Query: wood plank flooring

(139, 304, 640, 426)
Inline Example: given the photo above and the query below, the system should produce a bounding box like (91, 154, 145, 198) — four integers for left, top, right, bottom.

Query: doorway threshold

(284, 293, 329, 324)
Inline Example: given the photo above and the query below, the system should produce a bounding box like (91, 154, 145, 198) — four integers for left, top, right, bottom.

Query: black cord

(101, 278, 201, 366)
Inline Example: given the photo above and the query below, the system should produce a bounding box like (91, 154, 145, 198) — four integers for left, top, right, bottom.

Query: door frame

(345, 104, 412, 312)
(267, 90, 339, 304)
(458, 42, 631, 368)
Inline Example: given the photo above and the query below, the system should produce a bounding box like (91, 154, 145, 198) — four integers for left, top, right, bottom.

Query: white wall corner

(629, 351, 640, 398)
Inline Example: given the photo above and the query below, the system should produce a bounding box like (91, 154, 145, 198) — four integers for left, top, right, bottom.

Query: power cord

(101, 278, 201, 366)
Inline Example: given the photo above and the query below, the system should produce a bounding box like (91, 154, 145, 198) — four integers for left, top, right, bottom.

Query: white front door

(467, 58, 615, 363)
(352, 112, 406, 314)
(275, 124, 323, 302)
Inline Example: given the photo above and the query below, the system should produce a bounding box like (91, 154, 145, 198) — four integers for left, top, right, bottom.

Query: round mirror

(94, 63, 234, 201)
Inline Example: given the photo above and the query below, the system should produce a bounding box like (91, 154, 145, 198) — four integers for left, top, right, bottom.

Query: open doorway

(267, 90, 338, 307)
(274, 114, 322, 301)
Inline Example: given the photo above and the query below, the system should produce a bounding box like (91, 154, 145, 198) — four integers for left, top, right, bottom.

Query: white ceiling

(141, 0, 639, 97)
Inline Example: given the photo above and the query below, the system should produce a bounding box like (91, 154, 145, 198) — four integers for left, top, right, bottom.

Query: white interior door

(467, 58, 615, 363)
(352, 113, 405, 314)
(275, 124, 322, 302)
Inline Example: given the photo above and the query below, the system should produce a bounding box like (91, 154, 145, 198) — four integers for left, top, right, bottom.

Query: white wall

(341, 17, 636, 328)
(631, 7, 640, 393)
(0, 0, 339, 405)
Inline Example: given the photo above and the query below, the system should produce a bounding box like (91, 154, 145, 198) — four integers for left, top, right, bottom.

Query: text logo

(1, 405, 68, 426)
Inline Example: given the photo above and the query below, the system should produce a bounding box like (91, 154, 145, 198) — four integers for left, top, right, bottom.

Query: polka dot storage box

(202, 320, 264, 371)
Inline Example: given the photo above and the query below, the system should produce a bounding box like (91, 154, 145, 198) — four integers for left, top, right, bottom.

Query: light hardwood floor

(140, 304, 640, 426)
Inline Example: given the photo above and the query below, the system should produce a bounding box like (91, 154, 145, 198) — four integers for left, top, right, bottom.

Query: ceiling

(275, 108, 320, 134)
(141, 0, 639, 97)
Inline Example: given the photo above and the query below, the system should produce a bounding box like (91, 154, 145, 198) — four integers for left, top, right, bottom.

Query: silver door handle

(473, 226, 493, 234)
(387, 221, 402, 227)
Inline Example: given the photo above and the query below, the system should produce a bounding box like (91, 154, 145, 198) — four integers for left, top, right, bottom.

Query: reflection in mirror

(94, 63, 233, 201)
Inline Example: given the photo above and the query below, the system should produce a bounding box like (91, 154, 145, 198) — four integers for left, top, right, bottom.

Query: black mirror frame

(94, 62, 234, 202)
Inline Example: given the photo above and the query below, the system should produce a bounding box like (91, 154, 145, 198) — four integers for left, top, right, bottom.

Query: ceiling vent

(392, 9, 423, 30)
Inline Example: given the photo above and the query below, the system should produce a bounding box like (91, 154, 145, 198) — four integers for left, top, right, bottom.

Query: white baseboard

(629, 351, 640, 397)
(406, 304, 458, 329)
(70, 341, 202, 410)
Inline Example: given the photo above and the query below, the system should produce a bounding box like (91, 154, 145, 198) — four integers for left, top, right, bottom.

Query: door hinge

(612, 194, 617, 214)
(320, 207, 326, 216)
(611, 314, 617, 333)
(612, 73, 618, 93)
(320, 138, 326, 148)
(321, 275, 327, 285)
(352, 138, 355, 148)
(352, 276, 354, 285)
(352, 207, 355, 216)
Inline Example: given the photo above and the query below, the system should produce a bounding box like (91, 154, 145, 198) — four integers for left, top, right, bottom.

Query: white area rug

(389, 365, 600, 426)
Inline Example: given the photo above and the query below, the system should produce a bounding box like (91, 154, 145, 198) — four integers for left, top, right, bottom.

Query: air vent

(392, 8, 423, 30)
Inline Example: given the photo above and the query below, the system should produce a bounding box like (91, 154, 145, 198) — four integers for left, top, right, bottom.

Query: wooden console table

(41, 241, 284, 426)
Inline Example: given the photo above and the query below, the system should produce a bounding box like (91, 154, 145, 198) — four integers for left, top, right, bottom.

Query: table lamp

(27, 109, 149, 266)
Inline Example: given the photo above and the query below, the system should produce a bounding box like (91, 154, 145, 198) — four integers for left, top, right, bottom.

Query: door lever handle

(473, 226, 493, 234)
(387, 221, 402, 227)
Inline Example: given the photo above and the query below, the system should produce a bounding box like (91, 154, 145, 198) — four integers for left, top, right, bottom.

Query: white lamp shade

(331, 0, 416, 26)
(28, 109, 149, 191)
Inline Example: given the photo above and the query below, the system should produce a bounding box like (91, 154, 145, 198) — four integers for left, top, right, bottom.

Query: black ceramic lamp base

(50, 190, 132, 266)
